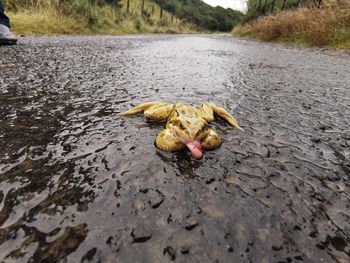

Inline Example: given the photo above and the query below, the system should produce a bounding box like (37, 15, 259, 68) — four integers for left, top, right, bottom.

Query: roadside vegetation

(5, 0, 243, 35)
(5, 0, 194, 35)
(233, 0, 350, 49)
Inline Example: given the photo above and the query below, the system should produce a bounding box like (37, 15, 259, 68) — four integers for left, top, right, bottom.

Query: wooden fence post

(257, 0, 262, 11)
(141, 0, 145, 15)
(263, 0, 268, 13)
(127, 0, 130, 13)
(282, 0, 286, 10)
(271, 0, 276, 12)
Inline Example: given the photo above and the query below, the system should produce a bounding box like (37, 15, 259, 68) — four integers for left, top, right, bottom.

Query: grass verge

(232, 3, 350, 50)
(6, 0, 195, 35)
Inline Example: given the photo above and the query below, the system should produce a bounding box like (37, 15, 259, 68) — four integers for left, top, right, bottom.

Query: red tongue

(185, 141, 203, 159)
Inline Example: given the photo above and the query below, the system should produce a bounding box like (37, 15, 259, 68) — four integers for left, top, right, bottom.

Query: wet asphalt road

(0, 35, 350, 263)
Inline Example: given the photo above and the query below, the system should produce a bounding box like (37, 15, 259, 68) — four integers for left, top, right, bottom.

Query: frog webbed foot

(208, 103, 244, 132)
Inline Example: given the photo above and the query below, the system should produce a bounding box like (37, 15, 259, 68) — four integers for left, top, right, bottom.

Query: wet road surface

(1, 35, 350, 262)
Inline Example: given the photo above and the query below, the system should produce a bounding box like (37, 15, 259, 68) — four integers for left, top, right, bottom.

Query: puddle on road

(0, 35, 350, 262)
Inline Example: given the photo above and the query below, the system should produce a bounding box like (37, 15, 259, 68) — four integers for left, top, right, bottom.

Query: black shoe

(0, 24, 17, 45)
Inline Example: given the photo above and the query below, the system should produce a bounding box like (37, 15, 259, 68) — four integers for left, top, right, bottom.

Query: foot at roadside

(0, 24, 17, 45)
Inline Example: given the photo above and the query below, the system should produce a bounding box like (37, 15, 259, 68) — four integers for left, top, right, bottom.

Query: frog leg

(118, 101, 162, 116)
(200, 129, 222, 150)
(144, 103, 175, 121)
(155, 128, 185, 151)
(208, 103, 244, 132)
(118, 102, 174, 121)
(197, 103, 215, 123)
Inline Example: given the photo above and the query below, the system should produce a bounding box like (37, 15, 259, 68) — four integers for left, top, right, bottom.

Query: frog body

(118, 102, 243, 158)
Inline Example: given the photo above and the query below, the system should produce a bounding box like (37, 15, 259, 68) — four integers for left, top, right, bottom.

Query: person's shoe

(0, 24, 17, 45)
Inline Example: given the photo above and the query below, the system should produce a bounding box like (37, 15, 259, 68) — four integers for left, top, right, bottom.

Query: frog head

(168, 104, 209, 158)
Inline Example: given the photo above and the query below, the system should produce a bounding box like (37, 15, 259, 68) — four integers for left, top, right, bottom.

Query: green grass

(5, 0, 196, 35)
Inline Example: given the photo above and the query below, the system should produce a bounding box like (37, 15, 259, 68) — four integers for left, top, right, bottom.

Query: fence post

(257, 0, 262, 11)
(127, 0, 130, 13)
(282, 0, 286, 10)
(271, 0, 276, 12)
(263, 0, 268, 13)
(141, 0, 145, 15)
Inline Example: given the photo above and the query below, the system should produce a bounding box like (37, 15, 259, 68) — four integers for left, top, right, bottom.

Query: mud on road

(0, 35, 350, 262)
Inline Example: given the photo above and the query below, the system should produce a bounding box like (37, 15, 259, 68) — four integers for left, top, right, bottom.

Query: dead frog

(118, 102, 244, 158)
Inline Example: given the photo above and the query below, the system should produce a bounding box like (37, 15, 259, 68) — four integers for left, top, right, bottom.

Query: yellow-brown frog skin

(118, 102, 244, 152)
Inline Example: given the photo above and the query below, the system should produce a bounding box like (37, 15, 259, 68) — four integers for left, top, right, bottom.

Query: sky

(202, 0, 247, 12)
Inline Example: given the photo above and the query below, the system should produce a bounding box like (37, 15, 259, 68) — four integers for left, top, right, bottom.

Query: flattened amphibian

(118, 102, 244, 158)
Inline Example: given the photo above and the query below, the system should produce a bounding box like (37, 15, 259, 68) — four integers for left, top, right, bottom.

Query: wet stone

(167, 213, 173, 223)
(180, 246, 190, 254)
(329, 236, 347, 251)
(272, 246, 283, 251)
(163, 246, 176, 260)
(195, 207, 202, 214)
(147, 189, 165, 209)
(309, 231, 318, 238)
(316, 243, 326, 250)
(133, 199, 146, 210)
(106, 236, 113, 246)
(293, 225, 302, 231)
(139, 188, 149, 194)
(81, 247, 101, 263)
(205, 177, 216, 184)
(185, 216, 199, 231)
(311, 137, 321, 143)
(131, 226, 152, 243)
(294, 255, 303, 261)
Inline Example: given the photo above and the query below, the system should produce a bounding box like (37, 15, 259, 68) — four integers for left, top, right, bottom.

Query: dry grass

(233, 2, 350, 49)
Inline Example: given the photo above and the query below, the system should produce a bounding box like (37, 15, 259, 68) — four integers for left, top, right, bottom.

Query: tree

(154, 0, 243, 31)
